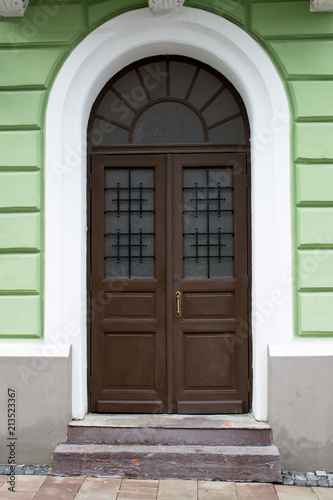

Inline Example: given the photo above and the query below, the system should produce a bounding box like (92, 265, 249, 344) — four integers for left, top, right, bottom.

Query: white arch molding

(44, 7, 293, 420)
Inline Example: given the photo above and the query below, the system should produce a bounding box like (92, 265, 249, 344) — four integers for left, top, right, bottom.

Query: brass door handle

(175, 291, 181, 318)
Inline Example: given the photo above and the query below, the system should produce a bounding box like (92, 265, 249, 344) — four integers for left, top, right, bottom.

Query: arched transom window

(88, 56, 249, 147)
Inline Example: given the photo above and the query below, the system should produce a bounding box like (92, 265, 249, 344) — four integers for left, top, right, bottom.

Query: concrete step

(67, 414, 272, 447)
(52, 443, 282, 482)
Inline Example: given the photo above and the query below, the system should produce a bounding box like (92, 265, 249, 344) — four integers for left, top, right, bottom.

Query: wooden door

(89, 152, 249, 413)
(172, 153, 249, 413)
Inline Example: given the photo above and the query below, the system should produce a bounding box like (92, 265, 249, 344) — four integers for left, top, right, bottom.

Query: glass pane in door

(183, 167, 234, 278)
(104, 168, 155, 278)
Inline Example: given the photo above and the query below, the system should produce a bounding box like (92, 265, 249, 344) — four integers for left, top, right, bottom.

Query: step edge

(68, 414, 271, 430)
(54, 443, 281, 456)
(68, 425, 272, 431)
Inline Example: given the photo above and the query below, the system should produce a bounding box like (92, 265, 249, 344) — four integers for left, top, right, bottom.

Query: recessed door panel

(104, 333, 156, 389)
(184, 334, 234, 389)
(184, 293, 235, 319)
(104, 293, 156, 318)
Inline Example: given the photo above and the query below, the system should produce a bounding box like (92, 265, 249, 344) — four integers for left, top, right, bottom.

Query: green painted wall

(0, 0, 333, 338)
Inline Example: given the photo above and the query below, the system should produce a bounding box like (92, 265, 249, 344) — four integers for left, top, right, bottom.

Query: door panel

(183, 293, 235, 319)
(89, 152, 249, 414)
(104, 293, 155, 318)
(172, 154, 249, 413)
(90, 155, 167, 413)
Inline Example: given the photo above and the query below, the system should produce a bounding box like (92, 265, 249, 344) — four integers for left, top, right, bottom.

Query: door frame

(44, 8, 292, 421)
(87, 147, 252, 413)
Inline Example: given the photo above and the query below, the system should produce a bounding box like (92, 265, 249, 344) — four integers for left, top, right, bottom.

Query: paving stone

(118, 489, 158, 500)
(23, 467, 35, 476)
(0, 492, 36, 499)
(236, 483, 278, 499)
(294, 472, 306, 487)
(0, 478, 7, 488)
(118, 483, 158, 499)
(13, 475, 46, 492)
(157, 479, 198, 499)
(75, 477, 121, 499)
(199, 482, 236, 491)
(313, 488, 333, 499)
(283, 476, 294, 486)
(316, 471, 328, 477)
(33, 467, 47, 475)
(14, 466, 26, 475)
(0, 479, 9, 491)
(318, 478, 329, 488)
(122, 479, 159, 487)
(118, 494, 157, 500)
(33, 476, 84, 500)
(275, 485, 318, 498)
(306, 473, 318, 487)
(198, 490, 237, 500)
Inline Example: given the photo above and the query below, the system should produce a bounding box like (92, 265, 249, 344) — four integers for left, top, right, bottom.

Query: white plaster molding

(149, 0, 184, 16)
(44, 7, 293, 421)
(310, 0, 333, 11)
(269, 343, 333, 357)
(0, 0, 28, 17)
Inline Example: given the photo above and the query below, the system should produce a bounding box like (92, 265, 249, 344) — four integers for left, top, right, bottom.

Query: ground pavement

(1, 476, 333, 499)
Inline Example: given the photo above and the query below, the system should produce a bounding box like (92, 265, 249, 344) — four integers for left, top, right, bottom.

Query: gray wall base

(0, 352, 72, 464)
(268, 352, 333, 472)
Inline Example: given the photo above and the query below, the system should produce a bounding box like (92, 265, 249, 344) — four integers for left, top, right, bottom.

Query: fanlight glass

(89, 56, 248, 146)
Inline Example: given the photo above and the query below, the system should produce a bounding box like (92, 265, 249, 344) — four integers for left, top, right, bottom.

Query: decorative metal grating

(183, 167, 234, 278)
(104, 168, 155, 278)
(88, 55, 248, 147)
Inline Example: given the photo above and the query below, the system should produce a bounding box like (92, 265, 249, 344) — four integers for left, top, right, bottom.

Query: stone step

(67, 414, 272, 447)
(68, 424, 272, 447)
(52, 443, 282, 482)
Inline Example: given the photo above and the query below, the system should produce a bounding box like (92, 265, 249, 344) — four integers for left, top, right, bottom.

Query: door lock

(175, 291, 181, 318)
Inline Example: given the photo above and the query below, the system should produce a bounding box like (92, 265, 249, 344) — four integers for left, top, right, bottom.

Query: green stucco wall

(0, 0, 332, 338)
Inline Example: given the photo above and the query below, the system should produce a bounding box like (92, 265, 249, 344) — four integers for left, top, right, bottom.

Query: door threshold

(71, 413, 270, 430)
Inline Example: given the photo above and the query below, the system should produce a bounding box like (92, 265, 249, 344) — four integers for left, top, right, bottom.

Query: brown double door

(89, 152, 249, 414)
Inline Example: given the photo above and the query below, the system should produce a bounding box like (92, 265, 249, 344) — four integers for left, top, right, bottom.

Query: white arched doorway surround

(44, 7, 293, 421)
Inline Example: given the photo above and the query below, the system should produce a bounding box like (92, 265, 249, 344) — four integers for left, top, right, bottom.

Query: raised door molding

(0, 0, 29, 17)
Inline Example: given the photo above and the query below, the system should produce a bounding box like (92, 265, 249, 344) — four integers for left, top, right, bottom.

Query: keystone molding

(310, 0, 333, 11)
(149, 0, 184, 16)
(0, 0, 28, 16)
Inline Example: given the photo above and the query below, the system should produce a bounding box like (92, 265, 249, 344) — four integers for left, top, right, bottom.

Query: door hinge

(89, 173, 92, 190)
(89, 275, 93, 292)
(89, 377, 93, 393)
